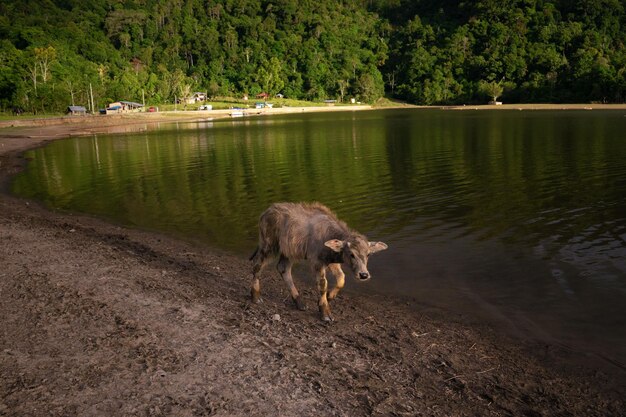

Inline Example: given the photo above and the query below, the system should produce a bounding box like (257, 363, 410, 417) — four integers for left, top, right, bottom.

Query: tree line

(0, 0, 624, 113)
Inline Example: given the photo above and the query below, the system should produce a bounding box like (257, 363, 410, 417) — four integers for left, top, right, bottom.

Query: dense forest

(1, 0, 625, 113)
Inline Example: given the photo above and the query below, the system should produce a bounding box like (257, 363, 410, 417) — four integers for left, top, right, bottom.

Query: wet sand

(0, 109, 624, 416)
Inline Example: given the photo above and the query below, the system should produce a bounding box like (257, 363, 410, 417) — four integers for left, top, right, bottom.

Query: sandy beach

(446, 103, 626, 111)
(1, 107, 624, 416)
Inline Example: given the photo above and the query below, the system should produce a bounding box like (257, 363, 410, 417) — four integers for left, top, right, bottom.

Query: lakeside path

(1, 107, 625, 416)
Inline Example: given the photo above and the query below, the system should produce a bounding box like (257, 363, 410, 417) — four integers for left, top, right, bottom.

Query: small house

(180, 93, 207, 105)
(105, 101, 143, 114)
(256, 92, 269, 100)
(67, 105, 87, 115)
(192, 92, 207, 102)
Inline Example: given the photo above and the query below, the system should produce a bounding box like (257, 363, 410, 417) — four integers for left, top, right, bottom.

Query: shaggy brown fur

(250, 202, 387, 321)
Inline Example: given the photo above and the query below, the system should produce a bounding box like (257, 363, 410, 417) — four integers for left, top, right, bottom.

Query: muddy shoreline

(1, 113, 625, 416)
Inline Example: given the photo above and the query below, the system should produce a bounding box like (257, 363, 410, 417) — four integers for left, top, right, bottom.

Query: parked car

(199, 104, 213, 110)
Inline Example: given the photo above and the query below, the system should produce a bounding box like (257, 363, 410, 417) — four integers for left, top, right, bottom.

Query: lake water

(11, 109, 626, 368)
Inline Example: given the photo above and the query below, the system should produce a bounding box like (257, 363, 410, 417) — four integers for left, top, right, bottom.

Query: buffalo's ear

(324, 239, 345, 253)
(369, 241, 388, 253)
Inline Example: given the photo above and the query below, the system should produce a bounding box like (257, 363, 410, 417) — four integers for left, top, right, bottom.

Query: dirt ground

(1, 116, 625, 416)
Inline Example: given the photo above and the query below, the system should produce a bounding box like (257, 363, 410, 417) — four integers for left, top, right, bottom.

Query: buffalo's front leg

(327, 263, 345, 301)
(316, 265, 332, 321)
(277, 255, 305, 310)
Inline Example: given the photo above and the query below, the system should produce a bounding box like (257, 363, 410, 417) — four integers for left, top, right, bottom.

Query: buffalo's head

(324, 237, 388, 281)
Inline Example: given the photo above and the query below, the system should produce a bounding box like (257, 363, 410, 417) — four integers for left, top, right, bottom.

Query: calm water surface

(12, 109, 626, 366)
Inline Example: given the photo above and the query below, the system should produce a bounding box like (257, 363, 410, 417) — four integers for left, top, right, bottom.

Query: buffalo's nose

(359, 272, 370, 280)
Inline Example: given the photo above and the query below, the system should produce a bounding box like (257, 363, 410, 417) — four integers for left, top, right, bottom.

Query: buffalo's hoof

(321, 314, 334, 322)
(319, 306, 333, 322)
(293, 296, 306, 311)
(251, 289, 262, 304)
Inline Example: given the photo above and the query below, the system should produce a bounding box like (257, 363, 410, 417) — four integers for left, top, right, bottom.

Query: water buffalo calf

(250, 202, 388, 321)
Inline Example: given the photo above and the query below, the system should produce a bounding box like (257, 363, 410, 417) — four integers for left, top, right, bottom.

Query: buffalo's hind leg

(250, 248, 269, 303)
(277, 255, 306, 310)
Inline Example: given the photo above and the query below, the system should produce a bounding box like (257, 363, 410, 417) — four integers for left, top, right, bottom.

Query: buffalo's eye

(350, 253, 355, 259)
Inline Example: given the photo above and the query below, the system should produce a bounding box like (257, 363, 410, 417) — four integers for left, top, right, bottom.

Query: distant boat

(230, 108, 246, 117)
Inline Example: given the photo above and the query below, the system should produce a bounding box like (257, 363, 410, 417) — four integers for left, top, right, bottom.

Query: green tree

(34, 46, 56, 83)
(355, 68, 384, 103)
(256, 57, 285, 97)
(479, 80, 504, 102)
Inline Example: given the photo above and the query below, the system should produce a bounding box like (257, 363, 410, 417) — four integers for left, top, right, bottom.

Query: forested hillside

(1, 0, 625, 113)
(376, 0, 626, 104)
